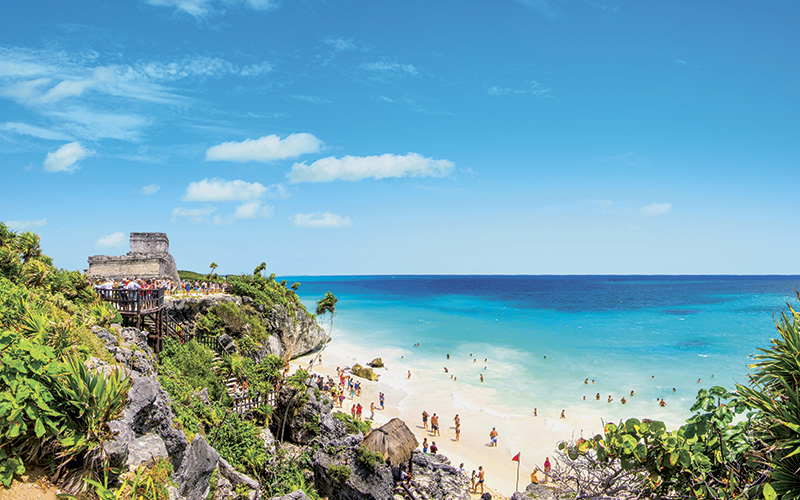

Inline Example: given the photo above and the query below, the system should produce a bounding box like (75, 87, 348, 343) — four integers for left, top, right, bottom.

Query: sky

(1, 0, 799, 275)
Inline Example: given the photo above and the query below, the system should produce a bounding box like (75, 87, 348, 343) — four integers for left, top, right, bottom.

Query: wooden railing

(96, 288, 165, 314)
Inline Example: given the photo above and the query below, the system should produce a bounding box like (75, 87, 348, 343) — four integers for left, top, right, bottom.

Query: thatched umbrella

(362, 417, 419, 465)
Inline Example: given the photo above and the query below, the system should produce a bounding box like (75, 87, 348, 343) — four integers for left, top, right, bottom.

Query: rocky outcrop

(271, 381, 333, 445)
(368, 358, 384, 368)
(92, 325, 262, 500)
(351, 364, 379, 381)
(313, 446, 393, 500)
(259, 304, 328, 360)
(410, 452, 471, 500)
(165, 296, 327, 361)
(173, 436, 220, 500)
(165, 294, 243, 326)
(269, 492, 310, 500)
(511, 483, 565, 500)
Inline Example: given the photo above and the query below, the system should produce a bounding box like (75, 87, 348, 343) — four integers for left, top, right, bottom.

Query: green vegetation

(177, 270, 223, 283)
(356, 445, 383, 469)
(559, 295, 800, 500)
(333, 411, 372, 435)
(0, 224, 131, 493)
(227, 271, 308, 318)
(194, 301, 269, 353)
(327, 464, 351, 484)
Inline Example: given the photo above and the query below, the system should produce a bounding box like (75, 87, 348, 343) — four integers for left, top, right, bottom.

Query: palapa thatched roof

(362, 417, 419, 464)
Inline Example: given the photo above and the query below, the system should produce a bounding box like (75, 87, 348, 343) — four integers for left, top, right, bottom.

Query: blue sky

(2, 1, 798, 275)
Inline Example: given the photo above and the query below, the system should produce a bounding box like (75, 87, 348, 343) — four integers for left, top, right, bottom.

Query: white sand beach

(289, 337, 644, 498)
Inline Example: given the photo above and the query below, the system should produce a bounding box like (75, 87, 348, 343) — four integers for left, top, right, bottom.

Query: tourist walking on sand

(431, 413, 440, 436)
(489, 427, 498, 447)
(356, 403, 363, 421)
(544, 457, 551, 484)
(422, 410, 429, 429)
(370, 402, 375, 420)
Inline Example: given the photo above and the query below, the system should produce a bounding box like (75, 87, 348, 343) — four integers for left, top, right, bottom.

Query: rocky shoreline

(88, 319, 477, 500)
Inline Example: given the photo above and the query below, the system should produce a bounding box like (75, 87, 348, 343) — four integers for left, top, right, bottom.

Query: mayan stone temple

(87, 232, 180, 283)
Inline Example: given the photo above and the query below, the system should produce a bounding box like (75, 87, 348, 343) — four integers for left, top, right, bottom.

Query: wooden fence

(96, 288, 165, 315)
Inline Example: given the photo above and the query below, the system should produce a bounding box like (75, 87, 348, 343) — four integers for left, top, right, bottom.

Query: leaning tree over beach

(316, 291, 338, 338)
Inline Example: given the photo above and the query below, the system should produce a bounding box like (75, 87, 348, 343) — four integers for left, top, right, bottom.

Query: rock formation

(91, 325, 260, 500)
(351, 364, 379, 381)
(165, 295, 328, 361)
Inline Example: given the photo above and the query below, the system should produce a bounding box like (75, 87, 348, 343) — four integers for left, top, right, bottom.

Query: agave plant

(54, 355, 132, 470)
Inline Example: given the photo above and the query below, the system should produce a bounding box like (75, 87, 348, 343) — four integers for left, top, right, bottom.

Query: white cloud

(360, 61, 418, 76)
(487, 80, 552, 99)
(96, 231, 126, 247)
(0, 122, 72, 141)
(324, 37, 358, 52)
(171, 206, 218, 223)
(183, 178, 267, 202)
(139, 184, 160, 195)
(641, 203, 672, 216)
(515, 0, 557, 18)
(292, 212, 352, 228)
(0, 47, 272, 143)
(288, 153, 454, 183)
(205, 133, 322, 162)
(43, 141, 95, 173)
(145, 0, 277, 18)
(233, 200, 273, 219)
(265, 183, 290, 199)
(4, 219, 47, 231)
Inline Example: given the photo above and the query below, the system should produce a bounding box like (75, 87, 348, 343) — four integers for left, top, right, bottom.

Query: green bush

(333, 412, 371, 435)
(355, 445, 383, 469)
(327, 464, 351, 484)
(159, 337, 224, 400)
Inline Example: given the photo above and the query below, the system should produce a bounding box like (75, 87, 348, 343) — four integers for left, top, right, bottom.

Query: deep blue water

(289, 275, 800, 422)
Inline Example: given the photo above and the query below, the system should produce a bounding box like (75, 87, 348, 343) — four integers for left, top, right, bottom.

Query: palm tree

(315, 291, 337, 345)
(207, 262, 218, 280)
(16, 231, 42, 264)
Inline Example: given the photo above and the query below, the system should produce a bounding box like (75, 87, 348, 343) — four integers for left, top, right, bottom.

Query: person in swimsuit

(489, 427, 498, 446)
(422, 411, 429, 429)
(431, 413, 440, 436)
(477, 466, 485, 493)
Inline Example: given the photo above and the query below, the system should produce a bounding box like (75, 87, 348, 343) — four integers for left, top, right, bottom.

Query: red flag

(511, 452, 520, 462)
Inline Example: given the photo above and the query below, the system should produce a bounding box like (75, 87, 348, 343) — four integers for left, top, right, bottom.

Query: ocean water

(291, 275, 800, 427)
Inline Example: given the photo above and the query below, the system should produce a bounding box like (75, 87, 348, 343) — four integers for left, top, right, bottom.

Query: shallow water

(291, 275, 800, 427)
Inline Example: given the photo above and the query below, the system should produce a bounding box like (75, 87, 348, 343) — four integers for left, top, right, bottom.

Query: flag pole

(515, 458, 520, 492)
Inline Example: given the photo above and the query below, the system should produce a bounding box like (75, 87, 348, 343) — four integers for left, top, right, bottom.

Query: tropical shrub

(356, 445, 383, 469)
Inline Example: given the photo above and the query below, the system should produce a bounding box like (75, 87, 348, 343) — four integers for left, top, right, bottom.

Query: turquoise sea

(292, 275, 800, 426)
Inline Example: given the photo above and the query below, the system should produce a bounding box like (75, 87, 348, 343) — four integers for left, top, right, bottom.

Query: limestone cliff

(165, 294, 328, 360)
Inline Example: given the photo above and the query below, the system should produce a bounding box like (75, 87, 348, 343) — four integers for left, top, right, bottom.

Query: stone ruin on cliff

(88, 232, 180, 283)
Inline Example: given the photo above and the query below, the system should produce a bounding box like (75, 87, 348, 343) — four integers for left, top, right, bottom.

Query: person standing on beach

(544, 457, 551, 484)
(370, 402, 375, 420)
(422, 411, 429, 429)
(489, 427, 498, 446)
(431, 413, 440, 436)
(477, 466, 485, 493)
(422, 438, 428, 453)
(408, 370, 412, 379)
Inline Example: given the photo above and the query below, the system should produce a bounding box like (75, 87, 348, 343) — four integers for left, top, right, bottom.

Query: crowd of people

(91, 277, 231, 296)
